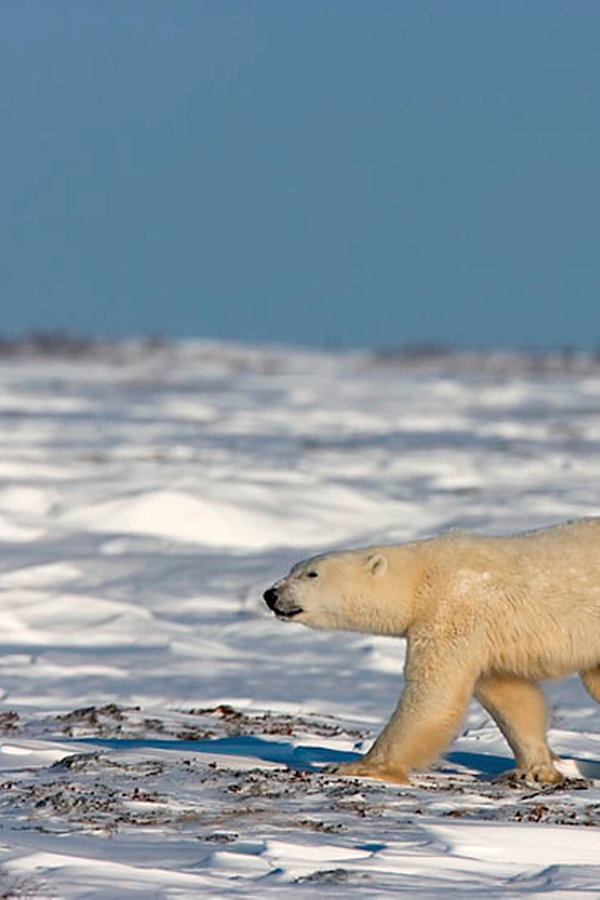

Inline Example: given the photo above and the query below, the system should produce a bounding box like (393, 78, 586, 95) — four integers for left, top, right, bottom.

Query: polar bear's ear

(365, 552, 387, 579)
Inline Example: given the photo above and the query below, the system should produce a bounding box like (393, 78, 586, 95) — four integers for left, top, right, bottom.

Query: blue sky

(2, 1, 600, 349)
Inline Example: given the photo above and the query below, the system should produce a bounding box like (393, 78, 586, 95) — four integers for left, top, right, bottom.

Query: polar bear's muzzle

(263, 586, 303, 620)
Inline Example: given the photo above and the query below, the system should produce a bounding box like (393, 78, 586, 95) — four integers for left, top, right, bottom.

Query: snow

(0, 340, 598, 898)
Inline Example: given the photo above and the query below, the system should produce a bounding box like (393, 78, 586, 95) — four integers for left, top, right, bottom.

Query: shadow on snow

(58, 734, 600, 781)
(58, 734, 523, 780)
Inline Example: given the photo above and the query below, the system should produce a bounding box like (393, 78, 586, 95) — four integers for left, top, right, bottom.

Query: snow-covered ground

(0, 340, 598, 898)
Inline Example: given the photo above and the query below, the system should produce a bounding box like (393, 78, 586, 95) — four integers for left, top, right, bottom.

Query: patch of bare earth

(0, 705, 597, 839)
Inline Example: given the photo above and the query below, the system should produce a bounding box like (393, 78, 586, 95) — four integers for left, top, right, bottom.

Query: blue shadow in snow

(445, 750, 600, 781)
(61, 736, 600, 781)
(62, 734, 359, 772)
(445, 750, 512, 778)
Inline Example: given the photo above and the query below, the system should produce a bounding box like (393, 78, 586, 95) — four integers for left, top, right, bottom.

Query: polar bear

(263, 518, 600, 785)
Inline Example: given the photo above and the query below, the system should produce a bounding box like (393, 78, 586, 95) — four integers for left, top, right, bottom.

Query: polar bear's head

(263, 548, 398, 633)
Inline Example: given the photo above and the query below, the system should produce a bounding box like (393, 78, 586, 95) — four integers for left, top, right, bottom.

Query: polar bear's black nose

(263, 587, 278, 610)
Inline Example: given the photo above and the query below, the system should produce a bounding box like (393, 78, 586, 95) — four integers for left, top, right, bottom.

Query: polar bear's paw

(496, 762, 565, 786)
(322, 759, 410, 784)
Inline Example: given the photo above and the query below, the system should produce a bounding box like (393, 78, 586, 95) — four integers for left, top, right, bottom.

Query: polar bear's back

(488, 517, 600, 589)
(505, 516, 600, 551)
(423, 517, 600, 580)
(410, 518, 600, 679)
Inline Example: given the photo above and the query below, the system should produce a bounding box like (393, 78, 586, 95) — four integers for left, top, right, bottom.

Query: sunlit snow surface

(0, 341, 598, 897)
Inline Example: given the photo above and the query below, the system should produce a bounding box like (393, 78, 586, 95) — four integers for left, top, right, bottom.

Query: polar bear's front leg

(475, 674, 562, 784)
(328, 647, 477, 784)
(580, 665, 600, 703)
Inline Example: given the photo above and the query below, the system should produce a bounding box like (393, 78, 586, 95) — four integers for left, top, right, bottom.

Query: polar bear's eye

(306, 571, 319, 579)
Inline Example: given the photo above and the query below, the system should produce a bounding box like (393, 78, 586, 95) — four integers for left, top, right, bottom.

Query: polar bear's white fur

(263, 518, 600, 784)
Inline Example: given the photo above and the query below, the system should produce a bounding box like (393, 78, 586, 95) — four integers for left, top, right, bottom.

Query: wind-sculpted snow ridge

(0, 340, 598, 897)
(0, 705, 599, 897)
